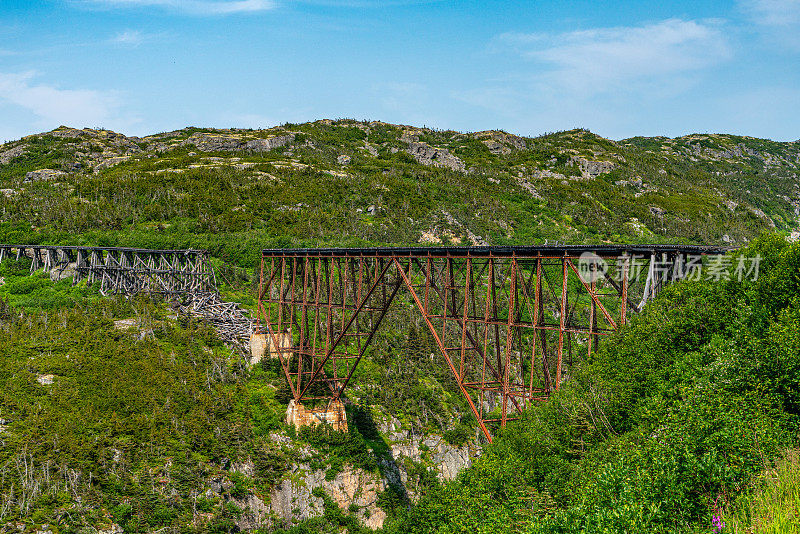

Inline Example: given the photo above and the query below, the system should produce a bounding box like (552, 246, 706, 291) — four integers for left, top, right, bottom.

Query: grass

(723, 450, 800, 533)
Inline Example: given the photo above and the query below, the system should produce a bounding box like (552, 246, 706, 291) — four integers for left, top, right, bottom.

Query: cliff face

(223, 429, 480, 530)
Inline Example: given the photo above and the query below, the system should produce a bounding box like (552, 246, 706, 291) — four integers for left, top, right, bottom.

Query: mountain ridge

(1, 119, 798, 263)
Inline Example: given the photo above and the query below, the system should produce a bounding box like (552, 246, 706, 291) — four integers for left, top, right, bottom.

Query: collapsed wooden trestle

(256, 245, 726, 442)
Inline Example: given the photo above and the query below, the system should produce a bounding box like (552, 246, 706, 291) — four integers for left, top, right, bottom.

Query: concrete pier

(286, 399, 347, 432)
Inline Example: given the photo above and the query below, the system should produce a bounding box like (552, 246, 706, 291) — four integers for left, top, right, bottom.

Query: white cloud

(450, 19, 736, 139)
(740, 0, 800, 26)
(495, 19, 731, 98)
(82, 0, 275, 15)
(0, 71, 138, 133)
(110, 30, 148, 46)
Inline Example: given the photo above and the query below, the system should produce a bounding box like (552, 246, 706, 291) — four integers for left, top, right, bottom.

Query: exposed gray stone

(24, 169, 68, 183)
(515, 176, 543, 199)
(181, 132, 295, 152)
(0, 145, 25, 164)
(483, 140, 510, 155)
(268, 465, 386, 530)
(404, 142, 466, 172)
(258, 427, 480, 530)
(244, 134, 295, 151)
(569, 156, 616, 179)
(34, 373, 53, 385)
(360, 144, 379, 157)
(93, 156, 130, 173)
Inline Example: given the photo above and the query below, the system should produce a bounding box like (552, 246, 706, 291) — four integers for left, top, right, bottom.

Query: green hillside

(1, 121, 798, 266)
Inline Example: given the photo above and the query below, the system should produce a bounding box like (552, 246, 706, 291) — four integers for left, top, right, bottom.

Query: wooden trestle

(256, 245, 726, 442)
(0, 244, 216, 295)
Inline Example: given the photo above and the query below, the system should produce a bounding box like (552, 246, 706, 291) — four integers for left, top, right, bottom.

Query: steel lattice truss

(257, 245, 726, 442)
(0, 245, 216, 295)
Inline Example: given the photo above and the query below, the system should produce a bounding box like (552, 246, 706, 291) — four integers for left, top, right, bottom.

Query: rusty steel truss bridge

(256, 244, 727, 442)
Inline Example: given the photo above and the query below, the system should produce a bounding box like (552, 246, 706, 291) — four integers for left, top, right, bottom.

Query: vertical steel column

(556, 256, 568, 390)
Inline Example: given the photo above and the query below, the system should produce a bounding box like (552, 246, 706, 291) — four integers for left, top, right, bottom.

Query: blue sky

(0, 0, 799, 142)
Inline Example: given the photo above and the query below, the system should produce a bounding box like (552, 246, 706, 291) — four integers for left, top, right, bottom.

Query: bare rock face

(257, 426, 479, 531)
(245, 135, 295, 151)
(93, 155, 131, 173)
(96, 524, 124, 534)
(49, 126, 94, 139)
(24, 169, 68, 183)
(569, 156, 616, 179)
(382, 433, 480, 485)
(404, 142, 466, 172)
(749, 206, 776, 228)
(0, 145, 25, 164)
(231, 493, 272, 530)
(418, 210, 487, 246)
(36, 374, 55, 385)
(483, 139, 510, 155)
(182, 132, 295, 152)
(360, 144, 379, 157)
(476, 131, 528, 154)
(515, 175, 543, 199)
(269, 465, 386, 529)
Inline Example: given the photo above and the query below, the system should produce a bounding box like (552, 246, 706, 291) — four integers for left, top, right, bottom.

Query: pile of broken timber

(178, 292, 254, 353)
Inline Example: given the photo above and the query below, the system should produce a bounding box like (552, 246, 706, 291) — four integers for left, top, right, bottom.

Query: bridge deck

(262, 244, 729, 257)
(0, 244, 207, 254)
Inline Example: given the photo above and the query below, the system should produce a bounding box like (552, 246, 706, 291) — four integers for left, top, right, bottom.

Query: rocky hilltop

(1, 120, 798, 254)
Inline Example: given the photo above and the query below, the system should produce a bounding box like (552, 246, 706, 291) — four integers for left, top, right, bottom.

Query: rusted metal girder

(257, 245, 725, 442)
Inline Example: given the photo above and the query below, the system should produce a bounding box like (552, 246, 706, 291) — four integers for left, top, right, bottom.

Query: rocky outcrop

(531, 168, 568, 181)
(49, 126, 142, 151)
(404, 142, 466, 172)
(515, 175, 543, 199)
(24, 169, 68, 183)
(36, 374, 54, 385)
(263, 430, 479, 530)
(93, 155, 131, 173)
(688, 141, 761, 161)
(475, 131, 528, 155)
(49, 126, 95, 139)
(0, 145, 25, 164)
(749, 206, 776, 228)
(382, 432, 480, 484)
(229, 493, 272, 530)
(269, 465, 386, 529)
(182, 132, 295, 152)
(569, 156, 616, 179)
(419, 211, 487, 246)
